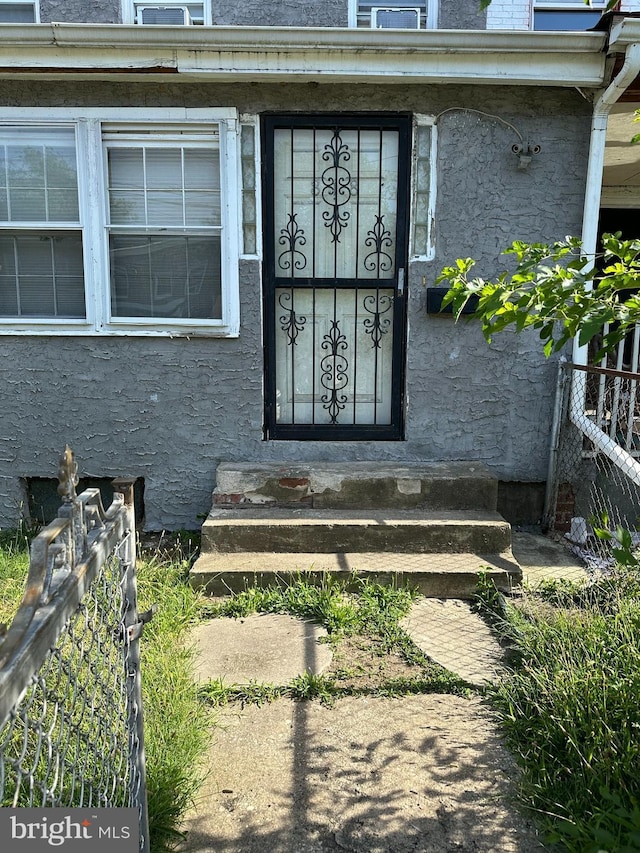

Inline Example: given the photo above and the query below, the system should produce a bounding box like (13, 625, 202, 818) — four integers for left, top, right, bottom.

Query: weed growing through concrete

(199, 575, 470, 703)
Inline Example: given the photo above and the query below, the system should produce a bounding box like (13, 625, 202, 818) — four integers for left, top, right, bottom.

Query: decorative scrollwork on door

(321, 130, 353, 244)
(320, 319, 349, 423)
(267, 117, 408, 436)
(362, 292, 394, 349)
(363, 215, 394, 276)
(278, 290, 307, 346)
(278, 212, 307, 273)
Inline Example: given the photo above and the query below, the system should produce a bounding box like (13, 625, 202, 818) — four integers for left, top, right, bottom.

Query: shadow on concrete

(181, 620, 546, 853)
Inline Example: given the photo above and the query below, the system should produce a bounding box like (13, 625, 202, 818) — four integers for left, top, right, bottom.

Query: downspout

(562, 41, 640, 500)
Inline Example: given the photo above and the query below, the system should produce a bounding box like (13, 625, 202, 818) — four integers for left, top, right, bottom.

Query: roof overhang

(0, 23, 608, 86)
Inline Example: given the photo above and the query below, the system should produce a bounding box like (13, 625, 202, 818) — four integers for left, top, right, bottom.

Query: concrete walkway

(179, 532, 582, 853)
(180, 696, 544, 853)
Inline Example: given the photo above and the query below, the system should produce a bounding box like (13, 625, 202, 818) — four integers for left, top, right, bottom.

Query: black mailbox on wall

(426, 287, 479, 315)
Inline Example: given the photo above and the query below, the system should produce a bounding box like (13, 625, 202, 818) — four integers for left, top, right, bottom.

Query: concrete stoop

(190, 462, 522, 598)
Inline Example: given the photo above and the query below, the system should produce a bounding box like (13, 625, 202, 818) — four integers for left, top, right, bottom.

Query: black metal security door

(263, 115, 410, 440)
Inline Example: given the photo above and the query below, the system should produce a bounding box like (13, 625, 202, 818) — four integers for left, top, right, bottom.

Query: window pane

(533, 10, 602, 30)
(146, 149, 182, 190)
(0, 232, 85, 318)
(184, 149, 218, 191)
(46, 146, 78, 188)
(0, 4, 36, 24)
(147, 190, 184, 226)
(109, 190, 146, 225)
(185, 149, 220, 225)
(110, 234, 221, 320)
(107, 144, 220, 226)
(108, 148, 144, 189)
(185, 190, 219, 226)
(8, 143, 43, 187)
(0, 127, 78, 222)
(10, 188, 46, 220)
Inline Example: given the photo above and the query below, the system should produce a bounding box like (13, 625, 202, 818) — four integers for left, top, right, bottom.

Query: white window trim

(0, 1, 39, 23)
(238, 113, 262, 261)
(348, 0, 437, 29)
(410, 114, 437, 262)
(0, 107, 239, 337)
(121, 0, 212, 26)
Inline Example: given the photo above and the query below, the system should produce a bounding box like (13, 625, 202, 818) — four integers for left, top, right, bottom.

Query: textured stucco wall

(0, 81, 591, 529)
(439, 0, 487, 29)
(34, 0, 488, 29)
(40, 1, 121, 24)
(212, 0, 348, 27)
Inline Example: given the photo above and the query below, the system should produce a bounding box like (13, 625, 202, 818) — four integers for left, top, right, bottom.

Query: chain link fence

(0, 448, 149, 853)
(544, 361, 640, 573)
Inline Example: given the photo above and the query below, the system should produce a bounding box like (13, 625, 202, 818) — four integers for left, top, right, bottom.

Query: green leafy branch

(437, 233, 640, 358)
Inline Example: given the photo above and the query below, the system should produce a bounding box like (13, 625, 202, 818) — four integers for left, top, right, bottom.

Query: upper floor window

(0, 1, 38, 22)
(533, 1, 606, 30)
(0, 109, 240, 336)
(122, 1, 211, 25)
(349, 1, 437, 29)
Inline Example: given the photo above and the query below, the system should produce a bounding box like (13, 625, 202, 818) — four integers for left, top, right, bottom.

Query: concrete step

(189, 550, 521, 598)
(201, 508, 511, 555)
(213, 461, 498, 512)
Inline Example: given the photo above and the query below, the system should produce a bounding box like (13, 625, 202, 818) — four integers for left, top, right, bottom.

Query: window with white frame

(122, 1, 211, 25)
(0, 109, 239, 336)
(533, 1, 606, 30)
(350, 1, 436, 28)
(0, 1, 38, 23)
(0, 126, 84, 319)
(105, 126, 222, 321)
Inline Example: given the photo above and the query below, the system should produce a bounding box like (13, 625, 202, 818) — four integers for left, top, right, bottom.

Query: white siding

(486, 0, 531, 30)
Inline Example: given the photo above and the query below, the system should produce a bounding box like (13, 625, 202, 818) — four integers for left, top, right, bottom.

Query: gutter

(0, 22, 605, 52)
(0, 23, 607, 85)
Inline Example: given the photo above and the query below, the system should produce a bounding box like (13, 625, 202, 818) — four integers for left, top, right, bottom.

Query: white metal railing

(546, 363, 640, 569)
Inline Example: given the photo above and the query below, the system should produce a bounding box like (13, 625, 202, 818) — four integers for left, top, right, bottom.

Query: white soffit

(0, 24, 607, 86)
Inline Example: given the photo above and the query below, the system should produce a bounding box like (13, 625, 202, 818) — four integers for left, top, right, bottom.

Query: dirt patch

(326, 635, 448, 693)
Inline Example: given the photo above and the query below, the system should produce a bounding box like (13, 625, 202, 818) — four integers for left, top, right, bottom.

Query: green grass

(201, 573, 418, 636)
(199, 575, 470, 702)
(0, 531, 210, 853)
(478, 570, 640, 853)
(0, 527, 31, 627)
(135, 540, 211, 853)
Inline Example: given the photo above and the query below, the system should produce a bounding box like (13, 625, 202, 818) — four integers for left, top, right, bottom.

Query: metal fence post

(113, 477, 150, 853)
(543, 357, 570, 530)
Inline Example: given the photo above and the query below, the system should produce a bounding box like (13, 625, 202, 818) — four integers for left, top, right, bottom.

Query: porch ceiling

(0, 24, 607, 86)
(603, 102, 640, 206)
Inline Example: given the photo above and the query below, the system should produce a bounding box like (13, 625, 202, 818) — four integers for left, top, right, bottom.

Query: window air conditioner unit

(138, 6, 191, 25)
(371, 7, 421, 28)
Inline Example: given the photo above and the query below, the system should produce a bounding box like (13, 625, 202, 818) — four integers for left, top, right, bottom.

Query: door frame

(261, 113, 411, 441)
